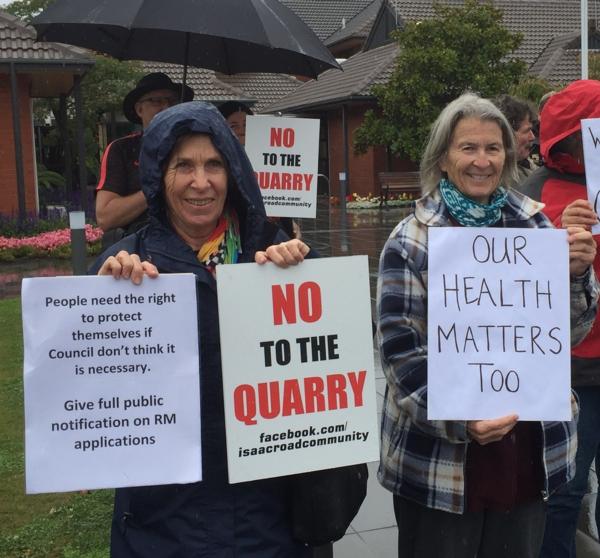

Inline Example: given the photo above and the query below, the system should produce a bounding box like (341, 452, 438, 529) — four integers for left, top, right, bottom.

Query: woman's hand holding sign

(98, 251, 159, 283)
(467, 414, 519, 445)
(254, 239, 310, 267)
(560, 199, 598, 230)
(98, 239, 310, 283)
(558, 200, 598, 277)
(566, 227, 596, 277)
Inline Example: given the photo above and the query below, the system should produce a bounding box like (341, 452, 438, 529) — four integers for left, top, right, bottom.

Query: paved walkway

(300, 203, 403, 556)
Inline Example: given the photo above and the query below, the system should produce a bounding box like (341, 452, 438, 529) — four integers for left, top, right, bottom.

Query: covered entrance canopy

(0, 10, 94, 219)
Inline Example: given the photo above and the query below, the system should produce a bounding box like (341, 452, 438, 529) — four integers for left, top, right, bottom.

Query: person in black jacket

(94, 101, 312, 557)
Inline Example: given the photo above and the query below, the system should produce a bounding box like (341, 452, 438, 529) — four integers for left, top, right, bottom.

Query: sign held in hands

(427, 228, 571, 421)
(217, 256, 379, 483)
(582, 117, 600, 234)
(245, 115, 319, 218)
(22, 274, 201, 494)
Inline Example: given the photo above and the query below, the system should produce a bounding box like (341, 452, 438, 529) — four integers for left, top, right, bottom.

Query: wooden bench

(377, 171, 422, 206)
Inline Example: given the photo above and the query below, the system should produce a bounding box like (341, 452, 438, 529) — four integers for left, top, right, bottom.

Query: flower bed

(0, 225, 104, 262)
(330, 192, 415, 209)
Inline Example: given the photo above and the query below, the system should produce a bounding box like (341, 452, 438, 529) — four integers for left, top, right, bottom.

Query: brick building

(0, 10, 93, 218)
(265, 0, 600, 199)
(4, 0, 599, 215)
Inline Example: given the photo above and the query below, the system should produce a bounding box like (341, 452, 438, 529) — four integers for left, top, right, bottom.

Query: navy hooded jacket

(93, 102, 311, 558)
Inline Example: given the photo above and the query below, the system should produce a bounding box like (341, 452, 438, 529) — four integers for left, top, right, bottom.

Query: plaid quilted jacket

(377, 187, 598, 514)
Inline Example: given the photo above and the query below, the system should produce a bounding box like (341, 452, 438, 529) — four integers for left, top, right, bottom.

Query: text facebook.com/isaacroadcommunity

(238, 422, 370, 457)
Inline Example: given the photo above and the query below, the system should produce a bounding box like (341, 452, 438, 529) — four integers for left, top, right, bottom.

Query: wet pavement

(297, 200, 411, 311)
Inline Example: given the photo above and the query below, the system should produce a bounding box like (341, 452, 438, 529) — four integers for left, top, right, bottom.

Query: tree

(509, 76, 554, 105)
(6, 0, 144, 189)
(34, 56, 144, 188)
(354, 0, 526, 162)
(5, 0, 52, 21)
(588, 53, 600, 81)
(79, 55, 145, 171)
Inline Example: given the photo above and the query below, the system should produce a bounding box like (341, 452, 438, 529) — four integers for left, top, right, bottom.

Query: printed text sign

(22, 274, 201, 493)
(245, 115, 319, 218)
(217, 256, 379, 483)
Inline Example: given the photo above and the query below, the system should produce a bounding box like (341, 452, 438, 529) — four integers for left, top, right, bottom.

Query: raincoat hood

(139, 101, 265, 221)
(540, 79, 600, 170)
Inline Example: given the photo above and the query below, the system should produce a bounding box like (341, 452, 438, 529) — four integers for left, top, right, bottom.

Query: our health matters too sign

(22, 274, 201, 493)
(427, 228, 571, 421)
(217, 256, 379, 483)
(245, 115, 319, 218)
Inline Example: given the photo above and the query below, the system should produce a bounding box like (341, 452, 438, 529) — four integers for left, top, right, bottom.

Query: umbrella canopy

(32, 0, 341, 79)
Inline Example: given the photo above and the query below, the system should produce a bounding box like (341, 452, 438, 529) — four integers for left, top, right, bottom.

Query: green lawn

(0, 297, 112, 558)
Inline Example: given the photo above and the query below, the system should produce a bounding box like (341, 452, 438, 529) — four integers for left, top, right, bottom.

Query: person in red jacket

(518, 79, 600, 558)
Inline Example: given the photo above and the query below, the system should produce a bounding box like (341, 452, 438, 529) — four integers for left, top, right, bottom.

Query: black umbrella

(32, 0, 341, 87)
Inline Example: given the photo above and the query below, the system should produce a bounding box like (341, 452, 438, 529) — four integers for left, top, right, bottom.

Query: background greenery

(0, 298, 112, 558)
(6, 0, 145, 198)
(354, 0, 528, 162)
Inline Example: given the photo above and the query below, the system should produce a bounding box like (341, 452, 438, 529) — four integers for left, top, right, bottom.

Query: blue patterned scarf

(439, 178, 507, 227)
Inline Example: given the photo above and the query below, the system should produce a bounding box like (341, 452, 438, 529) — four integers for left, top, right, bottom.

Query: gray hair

(420, 93, 518, 195)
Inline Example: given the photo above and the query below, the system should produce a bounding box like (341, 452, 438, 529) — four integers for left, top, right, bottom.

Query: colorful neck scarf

(439, 178, 507, 227)
(197, 208, 242, 273)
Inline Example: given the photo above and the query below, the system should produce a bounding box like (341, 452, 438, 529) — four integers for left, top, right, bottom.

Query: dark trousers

(393, 495, 545, 558)
(540, 386, 600, 558)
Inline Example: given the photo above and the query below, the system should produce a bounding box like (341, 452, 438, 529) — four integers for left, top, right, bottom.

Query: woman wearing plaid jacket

(376, 92, 599, 558)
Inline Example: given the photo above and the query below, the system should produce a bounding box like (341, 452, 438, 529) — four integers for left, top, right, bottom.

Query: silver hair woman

(420, 92, 519, 196)
(376, 92, 597, 558)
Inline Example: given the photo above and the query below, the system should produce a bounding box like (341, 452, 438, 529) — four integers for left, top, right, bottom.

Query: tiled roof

(267, 0, 596, 112)
(142, 62, 252, 103)
(393, 0, 599, 66)
(529, 31, 580, 79)
(142, 62, 302, 113)
(265, 42, 399, 112)
(0, 9, 93, 63)
(216, 73, 301, 113)
(539, 48, 599, 85)
(325, 0, 383, 47)
(279, 0, 374, 41)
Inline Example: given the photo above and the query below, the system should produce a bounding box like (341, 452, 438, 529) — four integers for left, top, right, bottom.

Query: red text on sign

(233, 370, 367, 425)
(270, 127, 295, 148)
(255, 171, 313, 191)
(272, 282, 322, 325)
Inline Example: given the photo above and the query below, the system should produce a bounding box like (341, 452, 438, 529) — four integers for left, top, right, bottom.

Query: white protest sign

(22, 274, 201, 493)
(427, 228, 571, 421)
(581, 118, 600, 235)
(245, 115, 319, 218)
(217, 256, 379, 483)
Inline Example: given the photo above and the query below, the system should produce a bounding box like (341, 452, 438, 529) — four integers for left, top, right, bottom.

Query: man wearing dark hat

(95, 72, 193, 240)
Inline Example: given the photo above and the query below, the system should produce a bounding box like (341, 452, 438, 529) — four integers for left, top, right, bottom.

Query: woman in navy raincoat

(93, 101, 312, 557)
